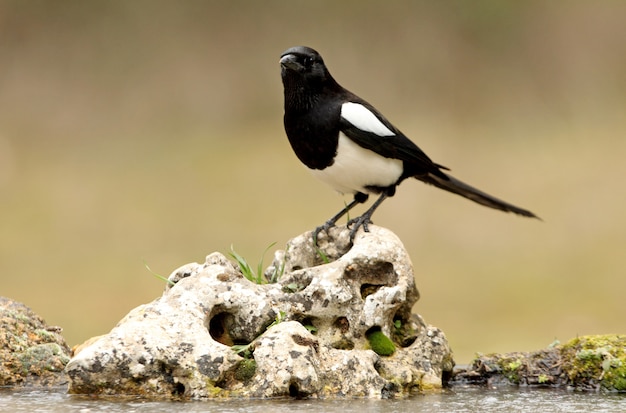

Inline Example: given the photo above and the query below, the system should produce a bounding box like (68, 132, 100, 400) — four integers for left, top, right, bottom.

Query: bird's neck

(283, 85, 320, 113)
(282, 76, 342, 114)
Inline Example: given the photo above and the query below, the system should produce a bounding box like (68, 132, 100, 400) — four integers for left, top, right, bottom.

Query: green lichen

(33, 328, 55, 341)
(366, 330, 395, 356)
(17, 343, 70, 376)
(561, 334, 626, 392)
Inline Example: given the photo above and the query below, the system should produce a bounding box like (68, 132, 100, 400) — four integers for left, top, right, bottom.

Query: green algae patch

(561, 334, 626, 392)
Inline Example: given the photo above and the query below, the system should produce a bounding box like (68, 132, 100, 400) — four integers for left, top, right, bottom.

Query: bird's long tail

(418, 172, 539, 219)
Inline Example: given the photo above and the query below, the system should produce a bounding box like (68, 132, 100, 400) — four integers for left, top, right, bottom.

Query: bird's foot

(346, 215, 373, 245)
(313, 220, 337, 246)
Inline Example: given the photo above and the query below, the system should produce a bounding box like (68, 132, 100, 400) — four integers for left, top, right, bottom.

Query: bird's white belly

(309, 133, 403, 194)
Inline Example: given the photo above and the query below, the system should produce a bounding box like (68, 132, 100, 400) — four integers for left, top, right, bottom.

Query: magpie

(279, 46, 538, 245)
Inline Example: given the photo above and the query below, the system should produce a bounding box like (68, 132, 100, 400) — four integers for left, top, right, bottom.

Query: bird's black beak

(280, 54, 302, 72)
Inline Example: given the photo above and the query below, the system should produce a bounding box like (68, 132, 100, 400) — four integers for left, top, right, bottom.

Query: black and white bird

(279, 46, 538, 244)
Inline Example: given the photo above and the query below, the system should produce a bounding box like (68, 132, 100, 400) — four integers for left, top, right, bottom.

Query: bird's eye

(303, 56, 314, 66)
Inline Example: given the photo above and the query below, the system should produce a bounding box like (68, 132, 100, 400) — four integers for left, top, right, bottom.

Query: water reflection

(1, 387, 624, 413)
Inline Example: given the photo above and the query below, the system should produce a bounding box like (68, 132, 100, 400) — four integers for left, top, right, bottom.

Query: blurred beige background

(1, 1, 624, 363)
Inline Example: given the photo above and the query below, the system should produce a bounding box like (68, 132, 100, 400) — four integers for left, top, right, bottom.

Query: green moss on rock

(498, 356, 524, 384)
(234, 358, 257, 382)
(453, 335, 626, 392)
(561, 334, 626, 392)
(366, 330, 395, 356)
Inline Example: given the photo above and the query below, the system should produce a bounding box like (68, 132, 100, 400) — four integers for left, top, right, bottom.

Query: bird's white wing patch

(340, 102, 395, 137)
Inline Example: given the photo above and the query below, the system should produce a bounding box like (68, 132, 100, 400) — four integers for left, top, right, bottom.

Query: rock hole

(208, 310, 274, 348)
(441, 368, 453, 387)
(333, 316, 350, 333)
(381, 381, 400, 399)
(330, 317, 354, 350)
(301, 317, 317, 335)
(360, 283, 384, 299)
(208, 312, 234, 346)
(171, 382, 185, 396)
(331, 338, 354, 350)
(344, 261, 397, 298)
(293, 315, 318, 335)
(392, 313, 418, 347)
(280, 270, 313, 293)
(345, 260, 396, 282)
(288, 382, 308, 399)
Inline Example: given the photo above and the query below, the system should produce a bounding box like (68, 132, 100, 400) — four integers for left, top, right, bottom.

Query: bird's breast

(309, 133, 403, 195)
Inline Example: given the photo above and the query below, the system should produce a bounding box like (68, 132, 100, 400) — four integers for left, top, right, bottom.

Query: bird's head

(280, 46, 333, 91)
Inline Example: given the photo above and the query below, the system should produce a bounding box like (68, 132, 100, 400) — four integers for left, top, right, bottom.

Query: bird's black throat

(283, 94, 341, 170)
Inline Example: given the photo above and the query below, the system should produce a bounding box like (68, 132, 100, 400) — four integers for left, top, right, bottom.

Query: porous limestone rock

(66, 225, 454, 398)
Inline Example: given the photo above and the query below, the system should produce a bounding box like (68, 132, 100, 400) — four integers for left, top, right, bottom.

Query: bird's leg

(346, 192, 389, 244)
(313, 192, 368, 245)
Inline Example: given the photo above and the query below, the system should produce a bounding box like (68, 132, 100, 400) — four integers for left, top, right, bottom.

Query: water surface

(2, 386, 624, 413)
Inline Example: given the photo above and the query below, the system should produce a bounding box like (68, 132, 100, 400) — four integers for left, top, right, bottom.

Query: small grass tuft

(229, 243, 285, 284)
(143, 260, 175, 286)
(315, 246, 331, 264)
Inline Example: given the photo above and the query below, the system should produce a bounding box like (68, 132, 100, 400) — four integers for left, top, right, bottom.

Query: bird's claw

(312, 214, 373, 248)
(347, 215, 372, 244)
(313, 220, 336, 246)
